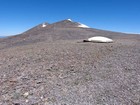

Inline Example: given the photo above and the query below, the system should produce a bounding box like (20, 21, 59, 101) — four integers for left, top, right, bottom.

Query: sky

(0, 0, 140, 36)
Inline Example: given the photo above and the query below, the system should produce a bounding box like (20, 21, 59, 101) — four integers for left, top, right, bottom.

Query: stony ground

(0, 39, 140, 105)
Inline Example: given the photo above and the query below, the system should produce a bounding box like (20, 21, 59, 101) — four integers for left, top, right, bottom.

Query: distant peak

(67, 19, 72, 21)
(42, 23, 47, 27)
(50, 19, 90, 28)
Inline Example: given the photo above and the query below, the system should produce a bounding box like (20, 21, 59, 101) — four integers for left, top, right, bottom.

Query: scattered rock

(23, 92, 29, 98)
(25, 99, 29, 103)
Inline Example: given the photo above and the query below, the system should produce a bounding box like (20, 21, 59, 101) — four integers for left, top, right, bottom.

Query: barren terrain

(0, 20, 140, 105)
(0, 38, 140, 105)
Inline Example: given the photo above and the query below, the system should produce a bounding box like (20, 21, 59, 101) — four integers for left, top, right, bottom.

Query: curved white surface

(87, 36, 113, 43)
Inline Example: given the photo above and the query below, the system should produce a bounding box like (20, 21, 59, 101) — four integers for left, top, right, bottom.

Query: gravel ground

(0, 39, 140, 105)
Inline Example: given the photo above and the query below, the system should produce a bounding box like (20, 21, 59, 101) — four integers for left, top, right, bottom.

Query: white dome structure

(84, 36, 113, 43)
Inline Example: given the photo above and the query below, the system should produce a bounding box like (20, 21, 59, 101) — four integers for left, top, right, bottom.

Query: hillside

(0, 19, 140, 105)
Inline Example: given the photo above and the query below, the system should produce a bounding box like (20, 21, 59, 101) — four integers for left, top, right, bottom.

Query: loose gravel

(0, 39, 140, 105)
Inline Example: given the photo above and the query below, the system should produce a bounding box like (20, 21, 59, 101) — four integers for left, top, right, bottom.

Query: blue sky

(0, 0, 140, 36)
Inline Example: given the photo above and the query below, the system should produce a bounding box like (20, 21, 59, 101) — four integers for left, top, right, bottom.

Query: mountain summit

(51, 19, 90, 28)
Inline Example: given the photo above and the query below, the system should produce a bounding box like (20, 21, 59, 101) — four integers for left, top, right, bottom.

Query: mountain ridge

(0, 19, 139, 49)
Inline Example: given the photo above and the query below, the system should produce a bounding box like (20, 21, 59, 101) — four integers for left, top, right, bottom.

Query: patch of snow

(67, 19, 72, 21)
(42, 23, 47, 27)
(78, 23, 90, 28)
(87, 36, 113, 43)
